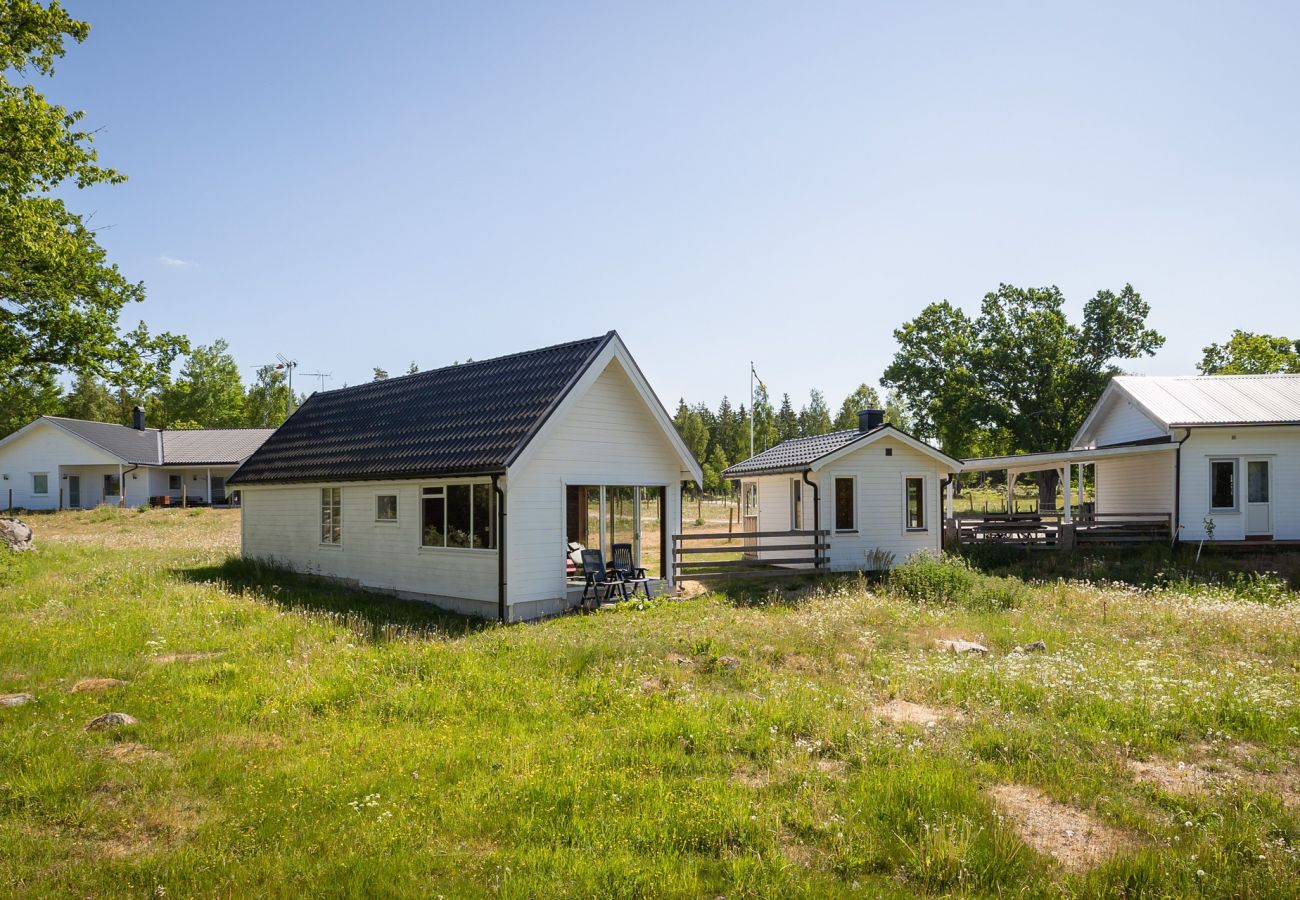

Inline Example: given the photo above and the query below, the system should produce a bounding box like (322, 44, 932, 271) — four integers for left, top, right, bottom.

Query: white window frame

(320, 487, 342, 546)
(833, 475, 857, 533)
(375, 493, 399, 523)
(1208, 458, 1239, 513)
(742, 482, 758, 517)
(419, 480, 497, 552)
(789, 478, 803, 531)
(31, 472, 49, 496)
(903, 474, 928, 532)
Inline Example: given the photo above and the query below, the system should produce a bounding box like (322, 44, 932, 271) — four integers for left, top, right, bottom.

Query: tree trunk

(1035, 469, 1060, 512)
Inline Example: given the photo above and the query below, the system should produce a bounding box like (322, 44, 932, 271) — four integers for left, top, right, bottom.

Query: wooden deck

(947, 512, 1173, 549)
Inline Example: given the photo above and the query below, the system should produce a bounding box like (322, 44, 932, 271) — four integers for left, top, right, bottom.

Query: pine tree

(799, 389, 833, 436)
(777, 393, 799, 442)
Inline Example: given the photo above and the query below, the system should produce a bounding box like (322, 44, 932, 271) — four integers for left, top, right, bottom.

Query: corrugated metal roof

(1115, 374, 1300, 426)
(42, 417, 275, 465)
(228, 333, 612, 485)
(161, 429, 276, 465)
(722, 428, 874, 478)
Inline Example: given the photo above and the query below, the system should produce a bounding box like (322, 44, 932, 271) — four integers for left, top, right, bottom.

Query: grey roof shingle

(161, 429, 277, 465)
(42, 417, 273, 466)
(228, 333, 613, 486)
(722, 428, 877, 478)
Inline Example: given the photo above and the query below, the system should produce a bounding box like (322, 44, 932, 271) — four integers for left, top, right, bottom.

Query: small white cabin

(722, 411, 961, 570)
(0, 413, 272, 511)
(228, 332, 702, 622)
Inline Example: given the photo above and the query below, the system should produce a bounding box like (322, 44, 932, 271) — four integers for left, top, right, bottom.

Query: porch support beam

(1062, 466, 1072, 524)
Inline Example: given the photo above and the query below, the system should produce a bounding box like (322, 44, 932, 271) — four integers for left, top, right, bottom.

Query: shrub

(888, 552, 1027, 612)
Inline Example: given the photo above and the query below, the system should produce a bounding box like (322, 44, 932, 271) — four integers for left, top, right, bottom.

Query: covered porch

(949, 442, 1177, 549)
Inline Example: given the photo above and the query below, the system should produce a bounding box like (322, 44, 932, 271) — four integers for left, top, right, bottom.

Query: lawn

(1, 508, 1298, 897)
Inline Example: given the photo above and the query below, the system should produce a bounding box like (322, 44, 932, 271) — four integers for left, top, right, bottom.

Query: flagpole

(749, 361, 754, 458)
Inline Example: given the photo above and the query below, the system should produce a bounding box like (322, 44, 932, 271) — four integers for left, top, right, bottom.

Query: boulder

(935, 639, 988, 655)
(0, 518, 33, 552)
(86, 712, 137, 731)
(72, 678, 129, 693)
(1, 692, 34, 707)
(1020, 639, 1047, 653)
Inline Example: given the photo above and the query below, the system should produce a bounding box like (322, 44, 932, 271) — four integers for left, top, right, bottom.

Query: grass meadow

(1, 508, 1298, 897)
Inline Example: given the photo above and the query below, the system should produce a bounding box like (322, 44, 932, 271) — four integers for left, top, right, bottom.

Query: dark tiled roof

(228, 333, 613, 485)
(161, 429, 276, 465)
(43, 417, 275, 466)
(723, 428, 875, 478)
(45, 417, 162, 465)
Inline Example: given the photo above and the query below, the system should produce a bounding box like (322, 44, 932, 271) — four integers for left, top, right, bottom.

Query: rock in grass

(1, 692, 34, 707)
(718, 655, 741, 670)
(72, 678, 128, 693)
(1020, 639, 1047, 653)
(86, 712, 137, 731)
(0, 517, 33, 551)
(935, 639, 988, 655)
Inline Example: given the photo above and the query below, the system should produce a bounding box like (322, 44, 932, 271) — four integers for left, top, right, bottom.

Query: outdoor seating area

(568, 542, 656, 607)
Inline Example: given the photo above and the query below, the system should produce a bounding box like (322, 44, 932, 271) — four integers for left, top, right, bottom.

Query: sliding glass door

(565, 484, 667, 579)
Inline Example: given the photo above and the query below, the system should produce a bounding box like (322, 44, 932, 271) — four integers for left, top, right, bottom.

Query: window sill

(374, 520, 400, 525)
(905, 528, 929, 533)
(1207, 509, 1240, 516)
(418, 545, 499, 555)
(834, 529, 857, 535)
(318, 542, 343, 550)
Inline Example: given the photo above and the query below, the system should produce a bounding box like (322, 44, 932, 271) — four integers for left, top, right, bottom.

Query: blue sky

(44, 1, 1300, 410)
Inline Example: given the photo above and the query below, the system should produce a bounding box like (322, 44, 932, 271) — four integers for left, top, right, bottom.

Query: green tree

(798, 389, 833, 436)
(672, 399, 709, 468)
(60, 370, 117, 422)
(373, 367, 389, 381)
(703, 445, 730, 495)
(833, 384, 884, 431)
(883, 283, 1163, 501)
(751, 384, 778, 454)
(0, 364, 60, 436)
(0, 2, 187, 389)
(776, 393, 799, 441)
(245, 364, 289, 428)
(160, 339, 246, 428)
(1199, 330, 1300, 374)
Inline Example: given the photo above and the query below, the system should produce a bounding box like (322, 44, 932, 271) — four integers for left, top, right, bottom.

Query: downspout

(939, 476, 952, 551)
(123, 463, 140, 507)
(492, 474, 507, 623)
(802, 469, 822, 571)
(1172, 428, 1192, 547)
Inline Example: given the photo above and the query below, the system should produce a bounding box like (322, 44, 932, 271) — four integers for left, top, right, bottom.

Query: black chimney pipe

(857, 409, 884, 432)
(132, 406, 146, 431)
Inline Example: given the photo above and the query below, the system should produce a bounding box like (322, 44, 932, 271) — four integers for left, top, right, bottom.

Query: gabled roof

(1073, 374, 1300, 446)
(229, 333, 624, 485)
(161, 429, 277, 465)
(0, 417, 274, 467)
(723, 424, 960, 478)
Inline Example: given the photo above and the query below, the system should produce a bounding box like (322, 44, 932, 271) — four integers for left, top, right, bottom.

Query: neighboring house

(227, 332, 702, 622)
(961, 374, 1300, 543)
(0, 410, 274, 510)
(722, 410, 961, 570)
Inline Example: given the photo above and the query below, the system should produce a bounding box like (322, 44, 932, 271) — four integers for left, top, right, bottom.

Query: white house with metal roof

(0, 410, 274, 511)
(961, 374, 1300, 544)
(721, 410, 962, 570)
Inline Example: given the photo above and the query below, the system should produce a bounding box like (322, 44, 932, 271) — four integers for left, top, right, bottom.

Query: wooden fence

(946, 512, 1172, 549)
(672, 529, 829, 580)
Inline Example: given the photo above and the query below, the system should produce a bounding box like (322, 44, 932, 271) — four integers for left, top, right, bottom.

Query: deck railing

(672, 529, 829, 580)
(947, 512, 1172, 549)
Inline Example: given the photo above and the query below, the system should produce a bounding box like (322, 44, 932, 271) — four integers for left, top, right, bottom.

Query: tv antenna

(300, 371, 332, 394)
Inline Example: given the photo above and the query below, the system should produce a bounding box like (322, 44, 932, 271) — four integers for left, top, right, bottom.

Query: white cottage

(227, 332, 702, 622)
(960, 374, 1300, 544)
(721, 411, 961, 570)
(0, 411, 273, 510)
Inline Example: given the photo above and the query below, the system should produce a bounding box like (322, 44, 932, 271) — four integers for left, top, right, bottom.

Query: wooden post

(1059, 521, 1075, 551)
(1077, 463, 1085, 520)
(59, 488, 63, 511)
(1005, 470, 1014, 516)
(728, 507, 734, 535)
(182, 482, 187, 508)
(1062, 465, 1072, 524)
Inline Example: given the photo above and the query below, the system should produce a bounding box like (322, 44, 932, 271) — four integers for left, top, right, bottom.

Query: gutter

(1172, 427, 1192, 547)
(492, 474, 507, 623)
(802, 469, 822, 571)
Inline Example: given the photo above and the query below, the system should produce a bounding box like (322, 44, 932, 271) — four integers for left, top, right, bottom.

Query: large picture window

(320, 487, 341, 544)
(834, 477, 855, 531)
(905, 477, 926, 531)
(422, 483, 495, 550)
(1210, 459, 1237, 510)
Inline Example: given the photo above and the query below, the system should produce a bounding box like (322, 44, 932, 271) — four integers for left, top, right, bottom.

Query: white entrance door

(1246, 460, 1271, 537)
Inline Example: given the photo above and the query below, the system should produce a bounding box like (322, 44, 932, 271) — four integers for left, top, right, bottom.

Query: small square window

(169, 474, 182, 491)
(32, 473, 48, 495)
(376, 494, 398, 521)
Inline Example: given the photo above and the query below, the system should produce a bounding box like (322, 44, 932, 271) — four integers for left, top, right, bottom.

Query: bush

(888, 552, 1028, 612)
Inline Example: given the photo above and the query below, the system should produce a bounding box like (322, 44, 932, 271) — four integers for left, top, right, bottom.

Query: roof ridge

(316, 331, 614, 397)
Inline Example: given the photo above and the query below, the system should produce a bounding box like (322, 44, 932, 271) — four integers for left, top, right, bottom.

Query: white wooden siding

(1179, 426, 1300, 541)
(0, 422, 123, 510)
(506, 358, 684, 606)
(1093, 453, 1175, 517)
(240, 480, 500, 612)
(1088, 396, 1166, 447)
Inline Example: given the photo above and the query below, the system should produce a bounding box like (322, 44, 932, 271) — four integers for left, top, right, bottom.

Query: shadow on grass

(174, 555, 493, 641)
(708, 572, 868, 608)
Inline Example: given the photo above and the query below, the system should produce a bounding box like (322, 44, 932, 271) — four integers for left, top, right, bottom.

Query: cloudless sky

(41, 1, 1300, 411)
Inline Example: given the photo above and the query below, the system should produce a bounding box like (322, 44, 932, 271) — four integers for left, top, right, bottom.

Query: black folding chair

(580, 549, 624, 607)
(611, 543, 653, 599)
